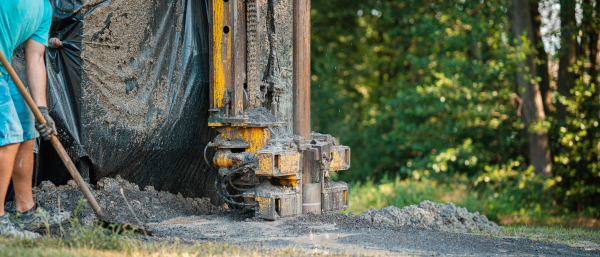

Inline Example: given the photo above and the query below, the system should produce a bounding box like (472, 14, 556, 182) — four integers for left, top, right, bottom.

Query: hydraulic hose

(204, 144, 218, 172)
(214, 160, 258, 208)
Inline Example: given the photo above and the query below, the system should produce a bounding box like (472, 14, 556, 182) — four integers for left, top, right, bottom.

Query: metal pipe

(293, 0, 310, 140)
(293, 0, 318, 214)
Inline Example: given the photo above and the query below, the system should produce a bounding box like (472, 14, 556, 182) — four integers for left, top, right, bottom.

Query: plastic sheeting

(13, 0, 218, 199)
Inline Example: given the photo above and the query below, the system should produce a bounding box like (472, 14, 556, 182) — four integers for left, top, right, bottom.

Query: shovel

(0, 49, 151, 235)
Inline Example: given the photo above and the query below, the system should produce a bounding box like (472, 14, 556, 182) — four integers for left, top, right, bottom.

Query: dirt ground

(8, 177, 600, 256)
(150, 213, 600, 256)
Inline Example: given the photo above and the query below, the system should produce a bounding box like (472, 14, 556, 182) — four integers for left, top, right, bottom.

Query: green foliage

(550, 66, 600, 210)
(312, 0, 600, 218)
(312, 0, 523, 181)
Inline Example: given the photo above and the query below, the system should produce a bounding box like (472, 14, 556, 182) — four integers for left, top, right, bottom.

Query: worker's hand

(35, 107, 58, 141)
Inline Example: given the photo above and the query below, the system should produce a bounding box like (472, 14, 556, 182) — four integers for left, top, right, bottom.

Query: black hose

(204, 144, 218, 172)
(220, 161, 256, 198)
(213, 160, 258, 208)
(205, 144, 259, 208)
(224, 158, 260, 192)
(228, 178, 250, 192)
(214, 180, 256, 207)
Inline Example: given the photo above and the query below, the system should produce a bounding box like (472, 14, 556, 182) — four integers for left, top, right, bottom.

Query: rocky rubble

(12, 176, 227, 226)
(7, 177, 499, 235)
(359, 200, 501, 233)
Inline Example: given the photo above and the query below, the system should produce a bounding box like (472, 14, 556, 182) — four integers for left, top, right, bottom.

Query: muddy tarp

(12, 0, 218, 200)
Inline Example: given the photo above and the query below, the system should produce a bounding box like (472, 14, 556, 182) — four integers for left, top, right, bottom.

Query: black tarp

(12, 0, 218, 200)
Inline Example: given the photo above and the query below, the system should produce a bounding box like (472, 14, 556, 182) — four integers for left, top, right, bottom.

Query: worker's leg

(11, 139, 35, 213)
(1, 73, 27, 216)
(6, 74, 38, 214)
(0, 143, 39, 240)
(0, 143, 20, 216)
(6, 76, 70, 231)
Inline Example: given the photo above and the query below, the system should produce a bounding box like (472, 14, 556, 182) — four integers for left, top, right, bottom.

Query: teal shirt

(0, 0, 52, 74)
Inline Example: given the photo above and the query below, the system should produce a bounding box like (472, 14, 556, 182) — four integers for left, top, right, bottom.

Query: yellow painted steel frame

(214, 127, 271, 153)
(214, 150, 236, 167)
(209, 0, 304, 219)
(255, 152, 301, 176)
(329, 146, 351, 171)
(211, 0, 231, 109)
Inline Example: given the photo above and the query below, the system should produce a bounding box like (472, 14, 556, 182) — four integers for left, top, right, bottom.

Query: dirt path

(149, 212, 600, 256)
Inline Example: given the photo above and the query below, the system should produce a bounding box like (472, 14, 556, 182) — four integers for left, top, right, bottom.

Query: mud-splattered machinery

(205, 0, 350, 220)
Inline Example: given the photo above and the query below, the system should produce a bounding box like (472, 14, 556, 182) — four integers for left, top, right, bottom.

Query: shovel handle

(0, 49, 107, 221)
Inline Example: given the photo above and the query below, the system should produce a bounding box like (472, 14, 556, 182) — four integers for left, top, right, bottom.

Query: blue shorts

(0, 73, 39, 147)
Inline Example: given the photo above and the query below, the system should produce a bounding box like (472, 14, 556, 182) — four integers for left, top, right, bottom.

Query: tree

(530, 0, 552, 115)
(556, 0, 577, 121)
(509, 0, 551, 176)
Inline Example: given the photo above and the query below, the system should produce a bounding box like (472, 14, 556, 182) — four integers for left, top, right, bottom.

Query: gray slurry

(7, 177, 599, 256)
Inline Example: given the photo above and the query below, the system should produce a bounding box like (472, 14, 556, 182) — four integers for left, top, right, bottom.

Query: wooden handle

(0, 49, 107, 221)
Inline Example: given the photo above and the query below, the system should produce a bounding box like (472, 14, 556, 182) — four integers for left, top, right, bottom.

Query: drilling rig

(206, 0, 350, 220)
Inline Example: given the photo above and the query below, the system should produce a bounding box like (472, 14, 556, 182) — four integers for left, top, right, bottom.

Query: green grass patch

(494, 225, 600, 248)
(0, 227, 341, 257)
(0, 235, 274, 257)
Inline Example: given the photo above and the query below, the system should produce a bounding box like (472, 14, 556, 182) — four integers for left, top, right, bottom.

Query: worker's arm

(24, 38, 47, 107)
(25, 38, 56, 140)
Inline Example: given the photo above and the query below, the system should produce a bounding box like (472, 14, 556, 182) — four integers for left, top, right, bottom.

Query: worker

(0, 0, 70, 238)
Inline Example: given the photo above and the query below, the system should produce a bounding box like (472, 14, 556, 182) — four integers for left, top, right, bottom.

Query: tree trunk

(556, 0, 577, 121)
(509, 0, 552, 176)
(530, 0, 552, 115)
(588, 0, 599, 91)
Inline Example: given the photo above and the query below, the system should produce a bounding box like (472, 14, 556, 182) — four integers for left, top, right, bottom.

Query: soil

(16, 176, 227, 227)
(6, 177, 599, 256)
(359, 200, 502, 233)
(151, 212, 599, 256)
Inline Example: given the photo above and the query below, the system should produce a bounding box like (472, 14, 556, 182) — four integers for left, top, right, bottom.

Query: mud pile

(358, 200, 501, 233)
(19, 176, 226, 226)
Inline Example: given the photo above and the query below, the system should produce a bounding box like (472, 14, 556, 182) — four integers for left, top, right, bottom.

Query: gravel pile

(359, 200, 501, 233)
(10, 176, 227, 226)
(7, 176, 500, 235)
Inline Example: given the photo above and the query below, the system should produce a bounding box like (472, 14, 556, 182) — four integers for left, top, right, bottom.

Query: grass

(0, 227, 343, 257)
(0, 236, 246, 257)
(495, 225, 600, 248)
(0, 236, 321, 257)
